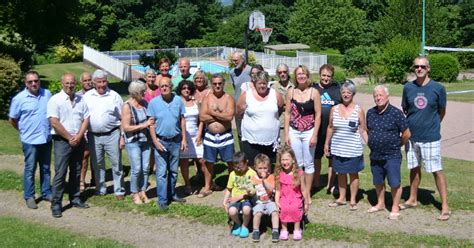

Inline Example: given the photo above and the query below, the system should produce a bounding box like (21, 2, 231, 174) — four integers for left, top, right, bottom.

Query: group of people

(9, 53, 450, 238)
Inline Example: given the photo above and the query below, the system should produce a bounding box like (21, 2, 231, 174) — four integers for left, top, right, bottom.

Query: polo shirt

(9, 88, 52, 144)
(147, 94, 185, 138)
(367, 104, 409, 160)
(47, 90, 90, 135)
(172, 73, 193, 90)
(83, 88, 123, 133)
(401, 79, 446, 142)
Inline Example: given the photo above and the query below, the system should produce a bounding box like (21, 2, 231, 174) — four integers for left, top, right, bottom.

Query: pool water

(132, 60, 229, 76)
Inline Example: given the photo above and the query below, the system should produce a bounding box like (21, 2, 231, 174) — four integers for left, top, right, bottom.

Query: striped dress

(330, 104, 363, 158)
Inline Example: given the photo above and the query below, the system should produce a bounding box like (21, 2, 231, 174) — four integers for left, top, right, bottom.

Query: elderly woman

(192, 70, 211, 105)
(175, 80, 205, 195)
(240, 64, 264, 93)
(121, 80, 154, 204)
(144, 69, 160, 102)
(324, 80, 368, 210)
(237, 71, 283, 165)
(284, 65, 321, 201)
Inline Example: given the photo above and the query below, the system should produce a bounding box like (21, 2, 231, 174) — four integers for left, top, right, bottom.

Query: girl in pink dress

(274, 145, 309, 241)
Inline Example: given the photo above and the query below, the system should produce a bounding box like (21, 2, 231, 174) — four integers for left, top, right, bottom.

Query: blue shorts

(229, 200, 252, 212)
(370, 158, 401, 188)
(203, 129, 234, 163)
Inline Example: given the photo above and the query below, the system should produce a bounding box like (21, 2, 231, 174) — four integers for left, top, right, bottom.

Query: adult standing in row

(122, 80, 154, 205)
(172, 58, 192, 89)
(155, 58, 172, 85)
(240, 64, 264, 93)
(230, 51, 251, 145)
(83, 70, 125, 200)
(199, 74, 236, 197)
(401, 56, 450, 221)
(284, 65, 321, 200)
(149, 77, 187, 209)
(176, 80, 205, 195)
(313, 64, 342, 192)
(192, 71, 211, 106)
(367, 85, 410, 220)
(237, 71, 283, 165)
(78, 72, 94, 192)
(144, 69, 160, 102)
(269, 63, 294, 144)
(325, 81, 367, 210)
(48, 73, 90, 218)
(9, 71, 52, 209)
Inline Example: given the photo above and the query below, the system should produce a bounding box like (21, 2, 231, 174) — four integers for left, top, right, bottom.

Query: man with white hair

(83, 69, 125, 200)
(366, 85, 410, 220)
(230, 51, 251, 143)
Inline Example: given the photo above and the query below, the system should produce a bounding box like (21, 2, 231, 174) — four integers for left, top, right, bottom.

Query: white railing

(254, 51, 327, 75)
(83, 45, 132, 82)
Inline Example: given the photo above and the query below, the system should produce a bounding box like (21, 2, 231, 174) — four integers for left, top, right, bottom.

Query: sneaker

(279, 230, 289, 241)
(252, 231, 260, 242)
(172, 196, 186, 203)
(71, 200, 89, 209)
(43, 195, 52, 202)
(239, 226, 249, 238)
(159, 203, 169, 210)
(25, 198, 38, 209)
(231, 224, 241, 236)
(51, 205, 62, 218)
(272, 231, 279, 243)
(293, 229, 302, 241)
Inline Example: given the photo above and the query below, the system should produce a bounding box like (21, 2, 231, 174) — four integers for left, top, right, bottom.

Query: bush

(54, 39, 83, 63)
(381, 35, 419, 83)
(456, 44, 474, 69)
(429, 54, 460, 83)
(327, 54, 344, 67)
(0, 29, 34, 71)
(33, 49, 57, 65)
(332, 70, 347, 82)
(343, 46, 379, 75)
(138, 51, 178, 70)
(45, 80, 82, 94)
(0, 56, 22, 119)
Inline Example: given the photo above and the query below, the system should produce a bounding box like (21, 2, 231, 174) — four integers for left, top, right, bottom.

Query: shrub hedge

(0, 56, 22, 119)
(429, 53, 460, 83)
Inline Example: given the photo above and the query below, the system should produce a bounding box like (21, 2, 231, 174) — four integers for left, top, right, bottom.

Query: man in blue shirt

(401, 56, 450, 221)
(148, 77, 187, 209)
(9, 71, 52, 209)
(367, 85, 410, 220)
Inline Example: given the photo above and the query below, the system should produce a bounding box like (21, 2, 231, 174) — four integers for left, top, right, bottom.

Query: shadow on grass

(363, 186, 438, 210)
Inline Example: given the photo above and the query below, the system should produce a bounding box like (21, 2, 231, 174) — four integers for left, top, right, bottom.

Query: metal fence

(254, 51, 327, 75)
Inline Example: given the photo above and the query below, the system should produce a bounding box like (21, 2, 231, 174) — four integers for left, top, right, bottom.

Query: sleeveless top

(184, 101, 199, 137)
(241, 88, 279, 145)
(124, 102, 149, 143)
(289, 88, 315, 131)
(330, 104, 363, 157)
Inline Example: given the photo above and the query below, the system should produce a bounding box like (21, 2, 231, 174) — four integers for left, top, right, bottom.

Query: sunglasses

(182, 87, 190, 90)
(26, 79, 39, 84)
(277, 71, 288, 74)
(413, 65, 427, 69)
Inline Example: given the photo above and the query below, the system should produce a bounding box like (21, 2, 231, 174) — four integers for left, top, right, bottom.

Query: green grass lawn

(0, 216, 132, 248)
(34, 62, 97, 82)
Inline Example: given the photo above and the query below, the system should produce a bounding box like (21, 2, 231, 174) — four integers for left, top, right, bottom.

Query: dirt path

(1, 155, 473, 246)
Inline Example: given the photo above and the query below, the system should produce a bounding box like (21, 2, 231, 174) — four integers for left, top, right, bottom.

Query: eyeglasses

(26, 79, 39, 84)
(277, 71, 288, 74)
(160, 84, 171, 88)
(212, 82, 223, 86)
(413, 65, 427, 69)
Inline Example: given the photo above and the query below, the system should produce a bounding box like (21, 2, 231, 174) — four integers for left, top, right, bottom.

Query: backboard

(248, 11, 265, 30)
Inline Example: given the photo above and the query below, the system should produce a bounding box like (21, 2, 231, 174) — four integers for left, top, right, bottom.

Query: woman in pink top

(143, 69, 160, 102)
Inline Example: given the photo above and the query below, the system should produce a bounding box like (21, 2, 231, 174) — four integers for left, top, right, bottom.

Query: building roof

(263, 43, 310, 51)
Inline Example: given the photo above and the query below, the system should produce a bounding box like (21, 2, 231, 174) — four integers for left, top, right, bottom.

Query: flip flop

(349, 204, 358, 211)
(328, 201, 347, 207)
(437, 211, 451, 221)
(399, 203, 417, 210)
(388, 212, 401, 220)
(367, 206, 385, 213)
(197, 190, 213, 198)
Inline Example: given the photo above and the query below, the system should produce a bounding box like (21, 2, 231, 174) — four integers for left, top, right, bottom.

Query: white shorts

(406, 140, 442, 173)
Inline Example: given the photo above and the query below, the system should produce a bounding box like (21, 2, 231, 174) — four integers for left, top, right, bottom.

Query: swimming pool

(131, 60, 229, 76)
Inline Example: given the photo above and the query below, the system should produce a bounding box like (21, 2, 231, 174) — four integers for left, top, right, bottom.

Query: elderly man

(47, 73, 90, 218)
(77, 72, 94, 192)
(172, 57, 193, 89)
(83, 70, 125, 200)
(230, 51, 251, 143)
(366, 85, 410, 220)
(148, 77, 187, 210)
(269, 63, 294, 144)
(401, 56, 450, 221)
(199, 73, 236, 198)
(9, 71, 52, 209)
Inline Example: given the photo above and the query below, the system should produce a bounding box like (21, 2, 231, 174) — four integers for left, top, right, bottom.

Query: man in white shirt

(83, 70, 125, 200)
(47, 73, 90, 218)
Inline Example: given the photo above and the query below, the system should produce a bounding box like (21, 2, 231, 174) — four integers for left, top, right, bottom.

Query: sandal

(139, 191, 151, 204)
(132, 193, 143, 205)
(349, 204, 358, 211)
(388, 212, 400, 220)
(328, 201, 347, 207)
(197, 190, 213, 198)
(367, 206, 385, 213)
(437, 211, 451, 221)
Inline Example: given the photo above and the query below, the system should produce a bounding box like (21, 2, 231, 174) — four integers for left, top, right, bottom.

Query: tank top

(330, 104, 363, 157)
(184, 101, 199, 137)
(124, 102, 149, 143)
(289, 88, 315, 131)
(241, 88, 279, 145)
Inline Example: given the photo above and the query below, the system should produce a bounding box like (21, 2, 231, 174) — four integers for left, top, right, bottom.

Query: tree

(459, 1, 474, 46)
(111, 29, 154, 51)
(288, 0, 371, 53)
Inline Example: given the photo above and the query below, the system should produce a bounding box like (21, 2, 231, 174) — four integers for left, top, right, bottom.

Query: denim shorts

(229, 200, 252, 212)
(370, 158, 401, 188)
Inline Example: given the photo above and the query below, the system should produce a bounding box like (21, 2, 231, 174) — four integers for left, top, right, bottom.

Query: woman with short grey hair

(192, 70, 211, 105)
(121, 80, 154, 204)
(324, 80, 368, 210)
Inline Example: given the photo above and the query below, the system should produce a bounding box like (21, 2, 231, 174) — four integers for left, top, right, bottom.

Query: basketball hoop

(257, 27, 273, 43)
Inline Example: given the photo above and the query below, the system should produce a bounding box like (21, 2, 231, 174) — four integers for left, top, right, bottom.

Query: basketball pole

(421, 0, 426, 56)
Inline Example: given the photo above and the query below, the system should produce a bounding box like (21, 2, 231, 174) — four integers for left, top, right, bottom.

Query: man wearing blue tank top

(401, 56, 450, 221)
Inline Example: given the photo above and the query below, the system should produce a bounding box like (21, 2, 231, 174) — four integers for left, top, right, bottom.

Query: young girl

(274, 145, 310, 241)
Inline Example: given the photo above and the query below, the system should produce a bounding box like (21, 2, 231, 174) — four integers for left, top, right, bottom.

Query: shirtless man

(198, 73, 236, 197)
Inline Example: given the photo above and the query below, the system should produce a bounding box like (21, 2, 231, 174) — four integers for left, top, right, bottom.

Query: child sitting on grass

(251, 153, 279, 243)
(222, 152, 256, 238)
